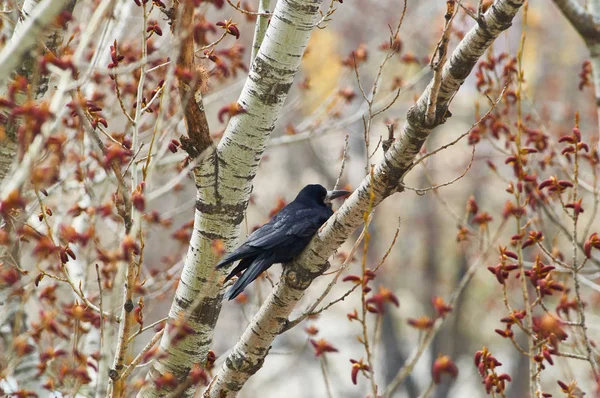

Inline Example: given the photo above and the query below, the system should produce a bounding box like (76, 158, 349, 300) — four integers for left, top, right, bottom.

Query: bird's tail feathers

(226, 255, 274, 300)
(215, 249, 248, 269)
(224, 257, 254, 282)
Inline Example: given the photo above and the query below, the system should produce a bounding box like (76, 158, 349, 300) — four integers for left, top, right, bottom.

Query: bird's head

(296, 184, 351, 206)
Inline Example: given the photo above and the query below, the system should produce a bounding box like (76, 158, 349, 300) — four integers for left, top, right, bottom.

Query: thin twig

(425, 2, 457, 125)
(401, 85, 507, 191)
(120, 329, 165, 380)
(334, 135, 350, 191)
(383, 220, 507, 397)
(226, 0, 271, 16)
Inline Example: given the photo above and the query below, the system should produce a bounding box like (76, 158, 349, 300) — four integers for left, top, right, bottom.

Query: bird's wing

(215, 207, 299, 268)
(214, 207, 313, 268)
(245, 207, 330, 249)
(285, 208, 330, 237)
(225, 254, 275, 300)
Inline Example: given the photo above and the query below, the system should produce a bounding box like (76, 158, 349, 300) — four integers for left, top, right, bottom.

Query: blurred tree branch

(0, 0, 72, 86)
(0, 0, 77, 182)
(0, 0, 76, 393)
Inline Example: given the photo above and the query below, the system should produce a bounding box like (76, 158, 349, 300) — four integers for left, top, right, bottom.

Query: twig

(401, 85, 507, 191)
(401, 144, 476, 194)
(226, 0, 271, 16)
(72, 99, 133, 233)
(195, 31, 229, 54)
(39, 265, 119, 322)
(333, 135, 350, 191)
(383, 216, 507, 397)
(360, 168, 378, 398)
(569, 114, 599, 377)
(127, 317, 168, 345)
(315, 0, 338, 28)
(425, 2, 457, 125)
(268, 67, 429, 148)
(94, 264, 106, 396)
(120, 329, 165, 380)
(383, 258, 477, 397)
(418, 380, 436, 398)
(457, 0, 478, 21)
(112, 66, 136, 125)
(250, 0, 272, 62)
(319, 357, 334, 398)
(513, 4, 538, 395)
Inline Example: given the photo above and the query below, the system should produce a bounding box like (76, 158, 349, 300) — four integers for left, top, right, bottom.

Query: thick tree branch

(140, 0, 325, 396)
(0, 0, 72, 85)
(205, 0, 526, 396)
(552, 0, 599, 42)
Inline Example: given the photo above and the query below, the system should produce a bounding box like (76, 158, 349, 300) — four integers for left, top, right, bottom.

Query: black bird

(216, 184, 350, 300)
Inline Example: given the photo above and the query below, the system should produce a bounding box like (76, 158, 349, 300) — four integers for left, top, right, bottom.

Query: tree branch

(0, 0, 72, 85)
(551, 0, 599, 41)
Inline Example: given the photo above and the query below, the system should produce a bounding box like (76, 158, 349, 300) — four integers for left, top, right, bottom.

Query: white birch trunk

(140, 0, 324, 396)
(204, 1, 526, 396)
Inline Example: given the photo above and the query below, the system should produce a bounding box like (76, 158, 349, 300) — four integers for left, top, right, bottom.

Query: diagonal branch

(0, 0, 73, 85)
(205, 0, 526, 396)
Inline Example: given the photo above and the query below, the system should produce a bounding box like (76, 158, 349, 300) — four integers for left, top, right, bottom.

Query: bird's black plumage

(216, 184, 350, 300)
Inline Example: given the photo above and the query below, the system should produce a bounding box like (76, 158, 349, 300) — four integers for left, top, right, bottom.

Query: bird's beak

(325, 190, 351, 203)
